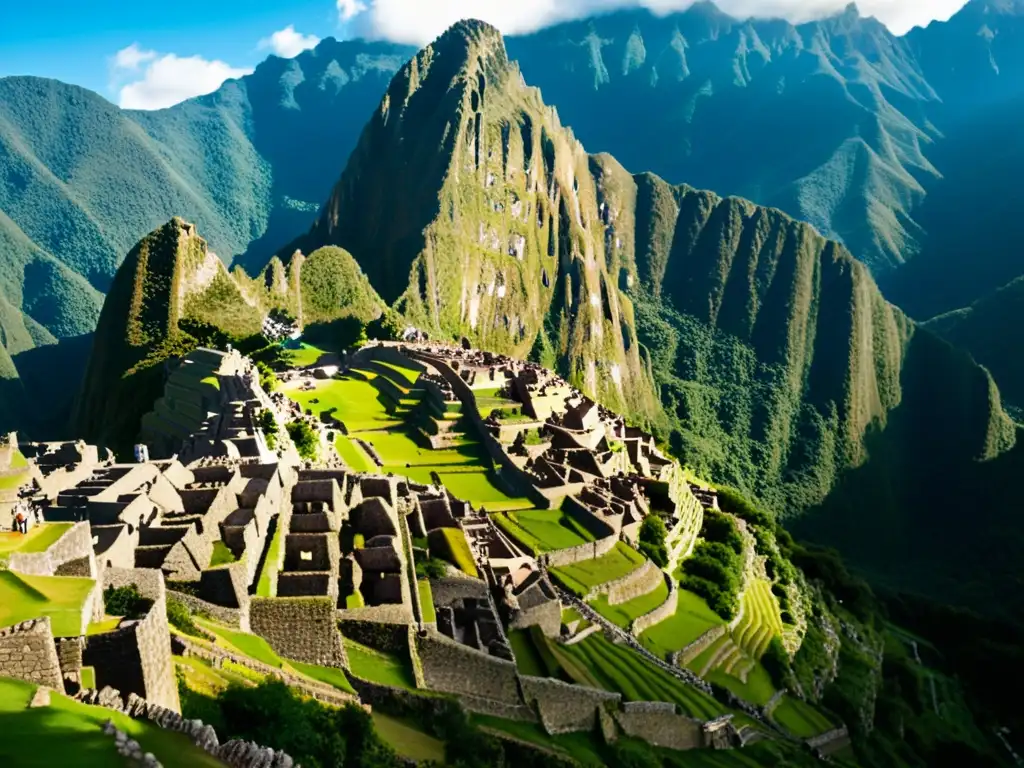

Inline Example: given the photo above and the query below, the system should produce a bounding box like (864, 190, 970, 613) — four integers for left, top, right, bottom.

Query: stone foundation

(250, 596, 347, 667)
(0, 618, 64, 690)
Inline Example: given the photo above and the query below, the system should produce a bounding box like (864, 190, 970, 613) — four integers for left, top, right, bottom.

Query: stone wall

(8, 521, 97, 578)
(415, 629, 522, 705)
(631, 577, 677, 637)
(590, 558, 663, 605)
(200, 561, 251, 609)
(250, 596, 347, 667)
(0, 618, 64, 690)
(92, 568, 179, 712)
(562, 496, 618, 539)
(673, 626, 728, 666)
(168, 589, 249, 631)
(519, 675, 620, 734)
(508, 596, 561, 637)
(614, 705, 704, 751)
(542, 533, 618, 568)
(56, 636, 84, 685)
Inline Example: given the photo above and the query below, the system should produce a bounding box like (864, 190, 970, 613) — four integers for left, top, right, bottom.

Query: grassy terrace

(550, 542, 646, 597)
(0, 677, 224, 768)
(283, 357, 529, 510)
(371, 712, 445, 763)
(589, 579, 669, 629)
(417, 579, 436, 623)
(771, 695, 834, 738)
(639, 589, 724, 660)
(0, 448, 29, 491)
(0, 523, 72, 555)
(283, 342, 330, 369)
(255, 518, 283, 597)
(557, 633, 725, 721)
(343, 637, 416, 690)
(493, 507, 594, 553)
(428, 527, 478, 578)
(0, 571, 94, 637)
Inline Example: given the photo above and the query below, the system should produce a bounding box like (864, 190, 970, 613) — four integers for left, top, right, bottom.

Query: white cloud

(118, 53, 252, 110)
(113, 43, 157, 71)
(342, 0, 969, 45)
(258, 25, 322, 58)
(338, 0, 369, 21)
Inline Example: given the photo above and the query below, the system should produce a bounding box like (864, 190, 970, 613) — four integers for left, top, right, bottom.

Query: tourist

(14, 510, 27, 534)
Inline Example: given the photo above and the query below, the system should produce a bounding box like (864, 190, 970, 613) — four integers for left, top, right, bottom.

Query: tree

(638, 515, 669, 567)
(287, 420, 319, 461)
(367, 309, 405, 342)
(762, 636, 791, 688)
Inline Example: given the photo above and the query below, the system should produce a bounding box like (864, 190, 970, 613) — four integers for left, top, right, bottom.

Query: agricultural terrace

(371, 712, 445, 764)
(0, 571, 95, 637)
(771, 695, 834, 739)
(686, 579, 785, 706)
(557, 633, 726, 721)
(0, 677, 223, 768)
(549, 542, 646, 597)
(589, 578, 670, 629)
(492, 506, 594, 553)
(282, 355, 531, 510)
(0, 523, 72, 555)
(343, 637, 417, 690)
(639, 589, 725, 660)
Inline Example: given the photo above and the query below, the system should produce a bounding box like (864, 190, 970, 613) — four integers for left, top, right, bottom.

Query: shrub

(638, 515, 669, 567)
(166, 595, 201, 636)
(716, 485, 775, 530)
(762, 636, 791, 688)
(286, 420, 319, 461)
(699, 509, 744, 554)
(103, 584, 153, 619)
(256, 361, 278, 391)
(415, 557, 448, 580)
(680, 536, 743, 620)
(256, 409, 277, 435)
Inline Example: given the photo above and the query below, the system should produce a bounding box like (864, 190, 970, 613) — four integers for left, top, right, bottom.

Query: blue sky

(0, 0, 971, 109)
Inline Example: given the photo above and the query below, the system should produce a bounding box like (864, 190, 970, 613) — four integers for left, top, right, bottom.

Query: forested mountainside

(8, 0, 1024, 436)
(0, 41, 410, 431)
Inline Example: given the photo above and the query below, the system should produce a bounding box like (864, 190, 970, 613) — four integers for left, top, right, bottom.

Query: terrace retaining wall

(631, 576, 678, 637)
(0, 617, 64, 690)
(588, 558, 663, 605)
(518, 674, 621, 734)
(541, 532, 618, 568)
(89, 568, 179, 712)
(415, 629, 522, 705)
(168, 589, 249, 632)
(673, 626, 728, 666)
(614, 705, 705, 751)
(8, 521, 97, 578)
(250, 596, 347, 667)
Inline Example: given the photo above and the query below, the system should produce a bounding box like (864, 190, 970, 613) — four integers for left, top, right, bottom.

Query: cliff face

(303, 21, 664, 426)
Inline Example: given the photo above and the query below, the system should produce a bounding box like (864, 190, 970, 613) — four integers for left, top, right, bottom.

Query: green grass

(335, 434, 377, 472)
(550, 542, 646, 597)
(285, 343, 329, 368)
(706, 662, 776, 707)
(0, 449, 29, 491)
(771, 695, 834, 738)
(639, 588, 724, 660)
(433, 470, 531, 511)
(418, 579, 436, 623)
(86, 617, 121, 635)
(0, 571, 94, 637)
(284, 377, 405, 433)
(371, 712, 445, 763)
(200, 375, 220, 391)
(428, 527, 478, 578)
(79, 667, 96, 689)
(496, 507, 594, 552)
(559, 633, 725, 720)
(589, 579, 669, 630)
(509, 629, 546, 676)
(209, 540, 236, 567)
(473, 714, 607, 765)
(0, 523, 72, 554)
(195, 618, 283, 668)
(255, 518, 283, 597)
(343, 638, 416, 690)
(0, 676, 223, 768)
(287, 660, 356, 695)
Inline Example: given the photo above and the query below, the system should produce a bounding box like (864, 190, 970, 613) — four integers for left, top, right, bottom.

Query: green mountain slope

(924, 277, 1024, 412)
(298, 20, 665, 427)
(505, 3, 941, 276)
(74, 217, 382, 451)
(276, 19, 1023, 618)
(0, 42, 411, 434)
